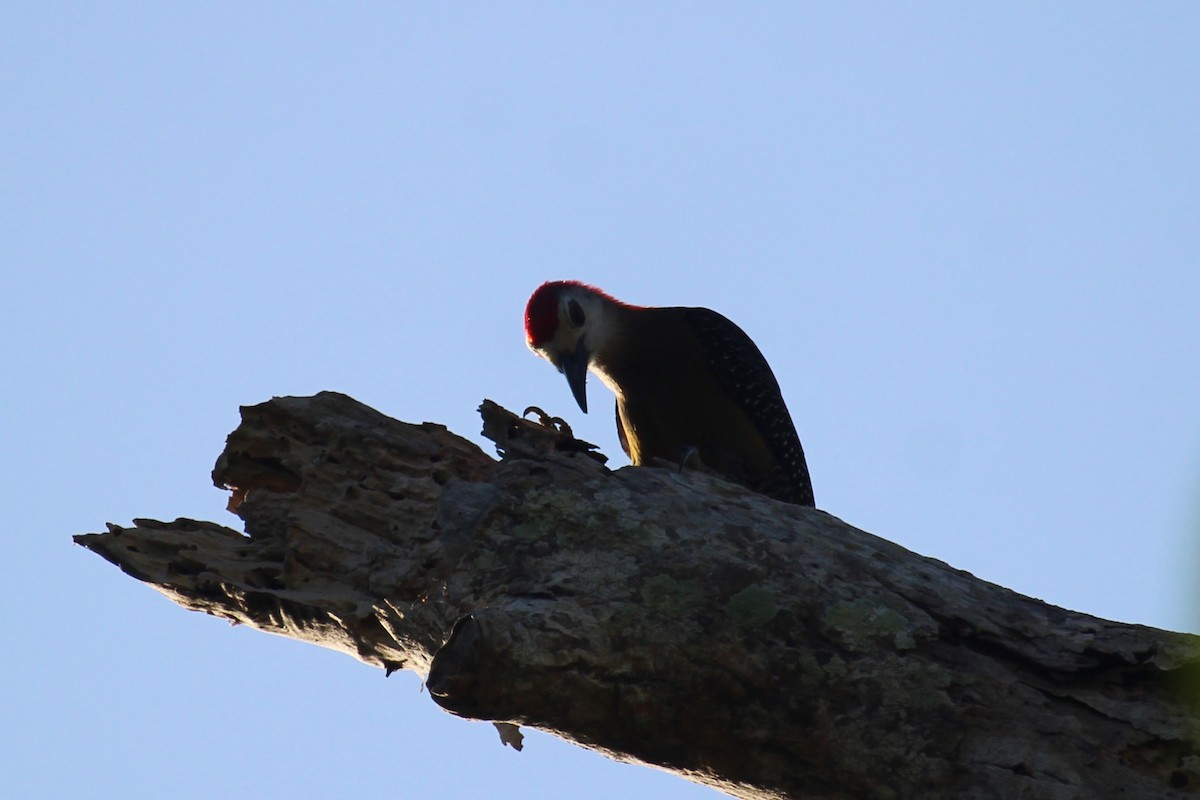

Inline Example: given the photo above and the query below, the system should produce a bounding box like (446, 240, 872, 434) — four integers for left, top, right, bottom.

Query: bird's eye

(567, 299, 586, 327)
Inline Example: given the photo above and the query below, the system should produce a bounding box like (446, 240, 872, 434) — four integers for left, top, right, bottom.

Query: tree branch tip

(478, 399, 607, 465)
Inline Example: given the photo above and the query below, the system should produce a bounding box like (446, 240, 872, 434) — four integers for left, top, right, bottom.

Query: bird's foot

(522, 405, 574, 437)
(479, 400, 607, 465)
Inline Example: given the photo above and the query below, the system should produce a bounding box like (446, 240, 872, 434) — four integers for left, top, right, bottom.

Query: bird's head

(524, 280, 621, 413)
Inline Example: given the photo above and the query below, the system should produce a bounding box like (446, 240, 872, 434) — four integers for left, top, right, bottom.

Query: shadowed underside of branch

(76, 392, 1200, 799)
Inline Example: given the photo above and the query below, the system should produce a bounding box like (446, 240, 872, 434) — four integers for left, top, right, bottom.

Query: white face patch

(570, 289, 616, 346)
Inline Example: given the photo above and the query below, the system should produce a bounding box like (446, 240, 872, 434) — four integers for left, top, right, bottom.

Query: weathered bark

(75, 392, 1200, 799)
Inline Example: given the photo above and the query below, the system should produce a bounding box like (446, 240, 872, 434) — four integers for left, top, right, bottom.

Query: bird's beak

(558, 336, 591, 413)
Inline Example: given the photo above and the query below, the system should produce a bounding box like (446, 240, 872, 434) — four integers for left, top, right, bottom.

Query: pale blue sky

(4, 5, 1198, 799)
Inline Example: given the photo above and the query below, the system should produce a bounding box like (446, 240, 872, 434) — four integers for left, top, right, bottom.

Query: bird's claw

(677, 445, 701, 474)
(523, 405, 574, 436)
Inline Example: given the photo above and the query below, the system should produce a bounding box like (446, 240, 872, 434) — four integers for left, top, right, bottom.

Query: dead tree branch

(75, 392, 1200, 799)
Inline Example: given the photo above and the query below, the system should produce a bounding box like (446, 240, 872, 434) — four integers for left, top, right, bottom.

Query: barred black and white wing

(683, 308, 815, 506)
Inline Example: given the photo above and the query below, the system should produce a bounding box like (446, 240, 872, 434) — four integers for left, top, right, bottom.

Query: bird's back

(599, 306, 814, 506)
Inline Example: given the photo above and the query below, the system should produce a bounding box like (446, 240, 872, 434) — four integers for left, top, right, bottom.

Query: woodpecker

(524, 281, 814, 506)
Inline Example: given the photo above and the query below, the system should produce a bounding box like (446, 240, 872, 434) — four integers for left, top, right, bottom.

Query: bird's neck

(590, 306, 693, 398)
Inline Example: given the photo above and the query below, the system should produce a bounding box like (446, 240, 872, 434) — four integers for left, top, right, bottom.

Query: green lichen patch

(472, 550, 498, 571)
(825, 597, 919, 652)
(510, 487, 663, 549)
(590, 487, 664, 546)
(726, 584, 780, 628)
(640, 575, 705, 616)
(607, 601, 644, 633)
(510, 489, 590, 543)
